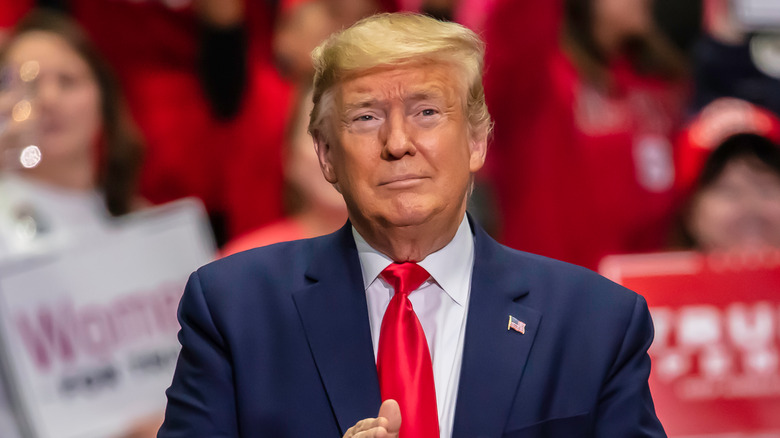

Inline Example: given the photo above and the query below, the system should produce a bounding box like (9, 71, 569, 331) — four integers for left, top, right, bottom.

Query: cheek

(336, 135, 378, 170)
(331, 147, 377, 194)
(437, 135, 477, 177)
(764, 199, 780, 234)
(69, 86, 102, 136)
(689, 193, 739, 241)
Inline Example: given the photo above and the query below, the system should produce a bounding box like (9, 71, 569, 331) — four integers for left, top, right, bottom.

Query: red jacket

(483, 0, 688, 269)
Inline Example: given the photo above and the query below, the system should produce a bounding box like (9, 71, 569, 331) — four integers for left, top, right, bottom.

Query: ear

(468, 127, 488, 173)
(313, 131, 339, 184)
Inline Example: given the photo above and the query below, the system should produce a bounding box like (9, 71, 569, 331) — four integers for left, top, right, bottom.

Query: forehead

(6, 31, 90, 74)
(336, 63, 465, 107)
(721, 157, 780, 182)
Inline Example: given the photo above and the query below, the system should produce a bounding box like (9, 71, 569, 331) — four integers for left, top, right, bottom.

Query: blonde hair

(309, 13, 492, 142)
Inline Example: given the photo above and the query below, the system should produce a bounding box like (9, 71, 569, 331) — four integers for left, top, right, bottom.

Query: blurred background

(0, 0, 779, 437)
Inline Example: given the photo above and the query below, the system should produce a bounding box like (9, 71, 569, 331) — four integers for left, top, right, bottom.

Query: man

(159, 13, 666, 438)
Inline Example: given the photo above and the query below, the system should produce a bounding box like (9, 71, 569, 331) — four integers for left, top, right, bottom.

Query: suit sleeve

(594, 294, 667, 437)
(158, 271, 239, 438)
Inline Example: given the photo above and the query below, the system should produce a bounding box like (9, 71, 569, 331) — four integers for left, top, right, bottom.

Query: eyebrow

(406, 89, 446, 104)
(342, 88, 448, 113)
(343, 98, 379, 113)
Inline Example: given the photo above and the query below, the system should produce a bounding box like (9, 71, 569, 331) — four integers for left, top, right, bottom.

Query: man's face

(315, 63, 487, 231)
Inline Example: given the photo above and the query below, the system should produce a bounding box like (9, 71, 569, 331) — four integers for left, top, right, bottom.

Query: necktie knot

(380, 262, 431, 298)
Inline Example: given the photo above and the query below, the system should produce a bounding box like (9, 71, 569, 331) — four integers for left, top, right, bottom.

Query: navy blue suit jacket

(159, 220, 666, 437)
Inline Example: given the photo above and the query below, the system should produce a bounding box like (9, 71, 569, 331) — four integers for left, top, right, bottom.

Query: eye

(58, 73, 79, 90)
(354, 114, 376, 122)
(420, 108, 438, 116)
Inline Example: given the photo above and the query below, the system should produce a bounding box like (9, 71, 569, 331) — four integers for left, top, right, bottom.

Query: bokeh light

(12, 99, 31, 122)
(20, 144, 41, 168)
(19, 60, 40, 83)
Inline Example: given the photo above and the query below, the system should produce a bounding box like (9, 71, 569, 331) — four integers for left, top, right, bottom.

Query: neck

(23, 153, 96, 192)
(352, 210, 465, 262)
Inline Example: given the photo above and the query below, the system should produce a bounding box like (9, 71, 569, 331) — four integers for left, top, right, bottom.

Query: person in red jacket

(68, 0, 292, 242)
(483, 0, 700, 269)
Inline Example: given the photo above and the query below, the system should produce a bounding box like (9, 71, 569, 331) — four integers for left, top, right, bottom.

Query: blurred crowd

(0, 0, 779, 434)
(2, 0, 780, 266)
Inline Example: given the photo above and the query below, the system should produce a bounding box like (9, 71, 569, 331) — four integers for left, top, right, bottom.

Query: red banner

(600, 250, 780, 437)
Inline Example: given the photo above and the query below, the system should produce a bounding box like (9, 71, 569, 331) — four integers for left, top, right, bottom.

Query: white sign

(0, 378, 22, 438)
(0, 199, 215, 438)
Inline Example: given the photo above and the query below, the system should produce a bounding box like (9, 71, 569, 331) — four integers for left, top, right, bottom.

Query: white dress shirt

(352, 215, 474, 438)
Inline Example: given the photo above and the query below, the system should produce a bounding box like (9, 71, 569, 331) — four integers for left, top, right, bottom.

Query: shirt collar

(352, 214, 474, 306)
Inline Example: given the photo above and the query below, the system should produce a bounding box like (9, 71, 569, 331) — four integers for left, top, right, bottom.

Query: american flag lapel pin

(508, 315, 526, 334)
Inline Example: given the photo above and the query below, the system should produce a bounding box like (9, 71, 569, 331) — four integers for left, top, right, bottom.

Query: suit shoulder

(210, 237, 313, 268)
(192, 234, 333, 292)
(496, 243, 640, 307)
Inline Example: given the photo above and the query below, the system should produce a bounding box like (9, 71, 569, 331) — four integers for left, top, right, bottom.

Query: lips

(39, 118, 64, 136)
(379, 174, 427, 187)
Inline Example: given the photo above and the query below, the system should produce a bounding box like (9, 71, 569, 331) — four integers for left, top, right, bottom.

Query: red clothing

(67, 0, 290, 237)
(0, 0, 31, 28)
(483, 1, 688, 269)
(219, 218, 308, 257)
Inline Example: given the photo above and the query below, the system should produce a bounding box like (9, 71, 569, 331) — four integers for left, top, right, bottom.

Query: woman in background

(0, 9, 143, 259)
(483, 0, 701, 269)
(0, 11, 152, 436)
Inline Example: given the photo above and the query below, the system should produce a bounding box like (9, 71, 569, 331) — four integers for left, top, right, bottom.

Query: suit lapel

(291, 220, 542, 436)
(291, 224, 381, 435)
(453, 223, 542, 438)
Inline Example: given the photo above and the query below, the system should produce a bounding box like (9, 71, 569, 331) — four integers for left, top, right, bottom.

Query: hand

(343, 399, 401, 438)
(703, 0, 746, 44)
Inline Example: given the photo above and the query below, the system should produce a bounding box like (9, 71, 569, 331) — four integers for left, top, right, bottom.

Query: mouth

(379, 174, 428, 188)
(40, 120, 63, 136)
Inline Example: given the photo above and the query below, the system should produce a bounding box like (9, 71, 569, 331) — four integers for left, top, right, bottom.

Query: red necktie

(377, 262, 439, 438)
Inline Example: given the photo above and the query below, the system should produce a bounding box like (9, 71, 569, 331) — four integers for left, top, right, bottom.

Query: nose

(381, 109, 416, 160)
(34, 76, 59, 110)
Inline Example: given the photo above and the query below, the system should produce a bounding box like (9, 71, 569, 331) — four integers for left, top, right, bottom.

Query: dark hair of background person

(674, 132, 780, 247)
(562, 0, 702, 86)
(698, 133, 780, 188)
(0, 8, 144, 216)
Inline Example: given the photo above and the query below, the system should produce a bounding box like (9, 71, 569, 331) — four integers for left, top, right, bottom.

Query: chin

(386, 215, 431, 228)
(383, 204, 446, 229)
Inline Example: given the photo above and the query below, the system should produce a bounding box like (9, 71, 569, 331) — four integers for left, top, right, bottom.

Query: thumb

(378, 399, 402, 435)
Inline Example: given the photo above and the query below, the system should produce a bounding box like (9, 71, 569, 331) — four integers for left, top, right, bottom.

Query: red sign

(600, 250, 780, 437)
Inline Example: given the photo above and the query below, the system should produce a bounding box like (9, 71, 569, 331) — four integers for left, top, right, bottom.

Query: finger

(377, 399, 402, 435)
(344, 399, 402, 438)
(343, 417, 387, 438)
(351, 425, 392, 438)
